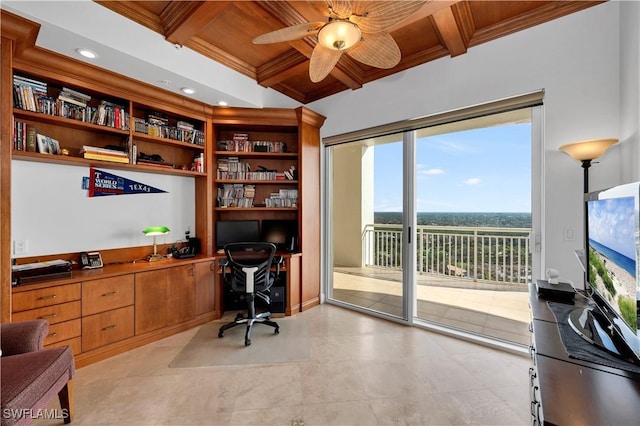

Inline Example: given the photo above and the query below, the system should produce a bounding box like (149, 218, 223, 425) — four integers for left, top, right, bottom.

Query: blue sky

(373, 123, 532, 213)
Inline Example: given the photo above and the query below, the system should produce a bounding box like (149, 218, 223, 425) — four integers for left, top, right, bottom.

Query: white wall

(310, 1, 632, 288)
(619, 0, 640, 182)
(11, 161, 195, 257)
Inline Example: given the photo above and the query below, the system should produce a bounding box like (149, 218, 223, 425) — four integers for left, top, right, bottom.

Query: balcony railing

(363, 224, 532, 285)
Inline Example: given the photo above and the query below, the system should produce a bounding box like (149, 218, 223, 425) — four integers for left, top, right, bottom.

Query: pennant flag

(88, 168, 167, 197)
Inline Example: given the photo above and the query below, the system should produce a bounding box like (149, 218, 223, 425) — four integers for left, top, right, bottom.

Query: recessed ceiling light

(158, 79, 171, 86)
(181, 87, 195, 95)
(76, 48, 97, 59)
(218, 101, 228, 106)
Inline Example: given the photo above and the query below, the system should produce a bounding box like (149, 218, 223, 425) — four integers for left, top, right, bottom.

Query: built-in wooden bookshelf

(2, 9, 326, 329)
(11, 73, 207, 177)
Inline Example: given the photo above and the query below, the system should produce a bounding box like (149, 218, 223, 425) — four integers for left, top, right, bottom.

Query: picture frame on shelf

(36, 133, 50, 154)
(36, 134, 60, 154)
(49, 138, 61, 155)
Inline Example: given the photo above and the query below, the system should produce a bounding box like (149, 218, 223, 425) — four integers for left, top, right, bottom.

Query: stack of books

(13, 75, 51, 113)
(217, 183, 255, 207)
(58, 87, 91, 106)
(80, 145, 129, 164)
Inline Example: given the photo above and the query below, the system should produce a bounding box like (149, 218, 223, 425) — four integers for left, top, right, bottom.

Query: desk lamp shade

(143, 226, 170, 262)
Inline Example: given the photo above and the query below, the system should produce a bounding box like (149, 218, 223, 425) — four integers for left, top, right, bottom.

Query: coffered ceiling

(95, 1, 604, 104)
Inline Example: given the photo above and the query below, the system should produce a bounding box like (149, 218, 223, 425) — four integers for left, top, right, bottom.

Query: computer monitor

(215, 220, 260, 250)
(261, 219, 297, 252)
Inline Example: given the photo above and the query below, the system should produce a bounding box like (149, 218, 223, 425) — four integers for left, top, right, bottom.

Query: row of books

(13, 75, 48, 112)
(264, 189, 298, 208)
(133, 117, 205, 145)
(80, 145, 129, 164)
(12, 119, 37, 152)
(13, 75, 130, 130)
(217, 184, 255, 208)
(217, 134, 287, 153)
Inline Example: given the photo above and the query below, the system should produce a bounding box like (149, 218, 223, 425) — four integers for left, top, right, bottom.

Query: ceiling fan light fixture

(317, 20, 361, 51)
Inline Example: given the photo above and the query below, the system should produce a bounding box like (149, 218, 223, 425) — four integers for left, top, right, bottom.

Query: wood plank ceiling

(95, 1, 604, 104)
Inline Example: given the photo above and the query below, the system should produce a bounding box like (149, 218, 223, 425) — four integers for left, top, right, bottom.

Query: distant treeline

(375, 212, 531, 228)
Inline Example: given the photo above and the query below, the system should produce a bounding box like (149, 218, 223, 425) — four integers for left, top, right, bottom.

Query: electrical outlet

(13, 240, 28, 255)
(564, 227, 575, 241)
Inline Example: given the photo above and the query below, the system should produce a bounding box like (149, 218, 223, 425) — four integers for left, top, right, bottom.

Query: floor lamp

(558, 138, 618, 266)
(143, 226, 170, 262)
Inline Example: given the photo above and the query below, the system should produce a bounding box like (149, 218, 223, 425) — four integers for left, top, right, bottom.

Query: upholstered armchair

(0, 320, 75, 425)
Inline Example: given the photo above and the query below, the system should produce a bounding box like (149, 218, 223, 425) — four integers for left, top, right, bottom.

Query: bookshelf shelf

(214, 151, 297, 159)
(13, 108, 130, 136)
(216, 179, 298, 185)
(11, 72, 209, 178)
(133, 131, 205, 150)
(214, 207, 298, 212)
(11, 151, 205, 177)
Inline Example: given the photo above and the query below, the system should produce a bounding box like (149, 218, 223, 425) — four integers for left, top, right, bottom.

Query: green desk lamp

(143, 226, 170, 262)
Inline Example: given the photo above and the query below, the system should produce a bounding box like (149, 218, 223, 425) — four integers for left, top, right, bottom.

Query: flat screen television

(215, 220, 260, 250)
(569, 181, 640, 365)
(261, 219, 298, 252)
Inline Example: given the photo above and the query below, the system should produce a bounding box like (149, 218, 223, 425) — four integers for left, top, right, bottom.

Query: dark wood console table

(528, 283, 640, 425)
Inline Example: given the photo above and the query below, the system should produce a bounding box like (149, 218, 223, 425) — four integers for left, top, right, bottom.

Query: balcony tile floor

(332, 268, 531, 346)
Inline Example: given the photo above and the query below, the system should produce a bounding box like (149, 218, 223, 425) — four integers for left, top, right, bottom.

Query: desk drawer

(13, 283, 81, 312)
(82, 305, 134, 351)
(46, 336, 82, 356)
(12, 300, 81, 325)
(44, 319, 81, 346)
(82, 275, 134, 316)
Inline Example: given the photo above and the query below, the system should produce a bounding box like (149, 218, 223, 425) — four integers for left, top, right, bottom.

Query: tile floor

(35, 304, 532, 426)
(332, 270, 532, 346)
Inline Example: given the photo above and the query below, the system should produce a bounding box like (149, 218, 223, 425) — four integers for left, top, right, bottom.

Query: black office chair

(217, 242, 282, 346)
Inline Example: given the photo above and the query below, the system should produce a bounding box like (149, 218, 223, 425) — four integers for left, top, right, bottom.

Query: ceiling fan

(252, 1, 427, 83)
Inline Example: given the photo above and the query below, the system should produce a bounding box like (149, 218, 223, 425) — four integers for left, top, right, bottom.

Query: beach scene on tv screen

(588, 196, 638, 333)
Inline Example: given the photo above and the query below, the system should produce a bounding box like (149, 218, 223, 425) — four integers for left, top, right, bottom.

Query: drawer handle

(47, 332, 57, 338)
(101, 291, 117, 297)
(37, 295, 57, 300)
(102, 324, 117, 331)
(39, 313, 57, 319)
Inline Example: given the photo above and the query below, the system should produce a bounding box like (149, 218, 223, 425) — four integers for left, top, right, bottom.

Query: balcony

(332, 224, 533, 346)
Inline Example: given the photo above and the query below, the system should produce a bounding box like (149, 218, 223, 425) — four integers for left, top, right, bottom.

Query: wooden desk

(528, 284, 640, 425)
(211, 251, 302, 317)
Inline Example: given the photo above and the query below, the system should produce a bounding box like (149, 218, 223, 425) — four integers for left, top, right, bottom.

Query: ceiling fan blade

(252, 22, 324, 44)
(350, 1, 427, 33)
(309, 45, 343, 83)
(327, 0, 353, 19)
(346, 32, 400, 69)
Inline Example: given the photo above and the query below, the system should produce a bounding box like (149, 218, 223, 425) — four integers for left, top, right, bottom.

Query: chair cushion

(0, 346, 74, 424)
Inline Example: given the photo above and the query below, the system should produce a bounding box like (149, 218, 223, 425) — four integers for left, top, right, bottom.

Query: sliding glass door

(327, 132, 408, 319)
(325, 99, 542, 346)
(413, 110, 534, 344)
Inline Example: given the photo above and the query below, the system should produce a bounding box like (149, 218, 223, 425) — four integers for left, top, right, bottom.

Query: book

(61, 87, 91, 102)
(83, 152, 130, 163)
(80, 145, 128, 157)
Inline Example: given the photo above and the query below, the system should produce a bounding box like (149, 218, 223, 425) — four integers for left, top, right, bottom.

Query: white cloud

(463, 177, 480, 185)
(421, 168, 445, 175)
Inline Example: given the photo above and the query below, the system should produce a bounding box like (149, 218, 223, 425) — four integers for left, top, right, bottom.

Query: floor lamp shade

(558, 138, 618, 163)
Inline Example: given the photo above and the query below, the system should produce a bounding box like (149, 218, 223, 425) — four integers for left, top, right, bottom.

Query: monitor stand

(568, 307, 629, 359)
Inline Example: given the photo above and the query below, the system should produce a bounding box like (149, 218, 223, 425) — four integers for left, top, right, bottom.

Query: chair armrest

(220, 258, 229, 280)
(0, 319, 49, 356)
(273, 256, 284, 276)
